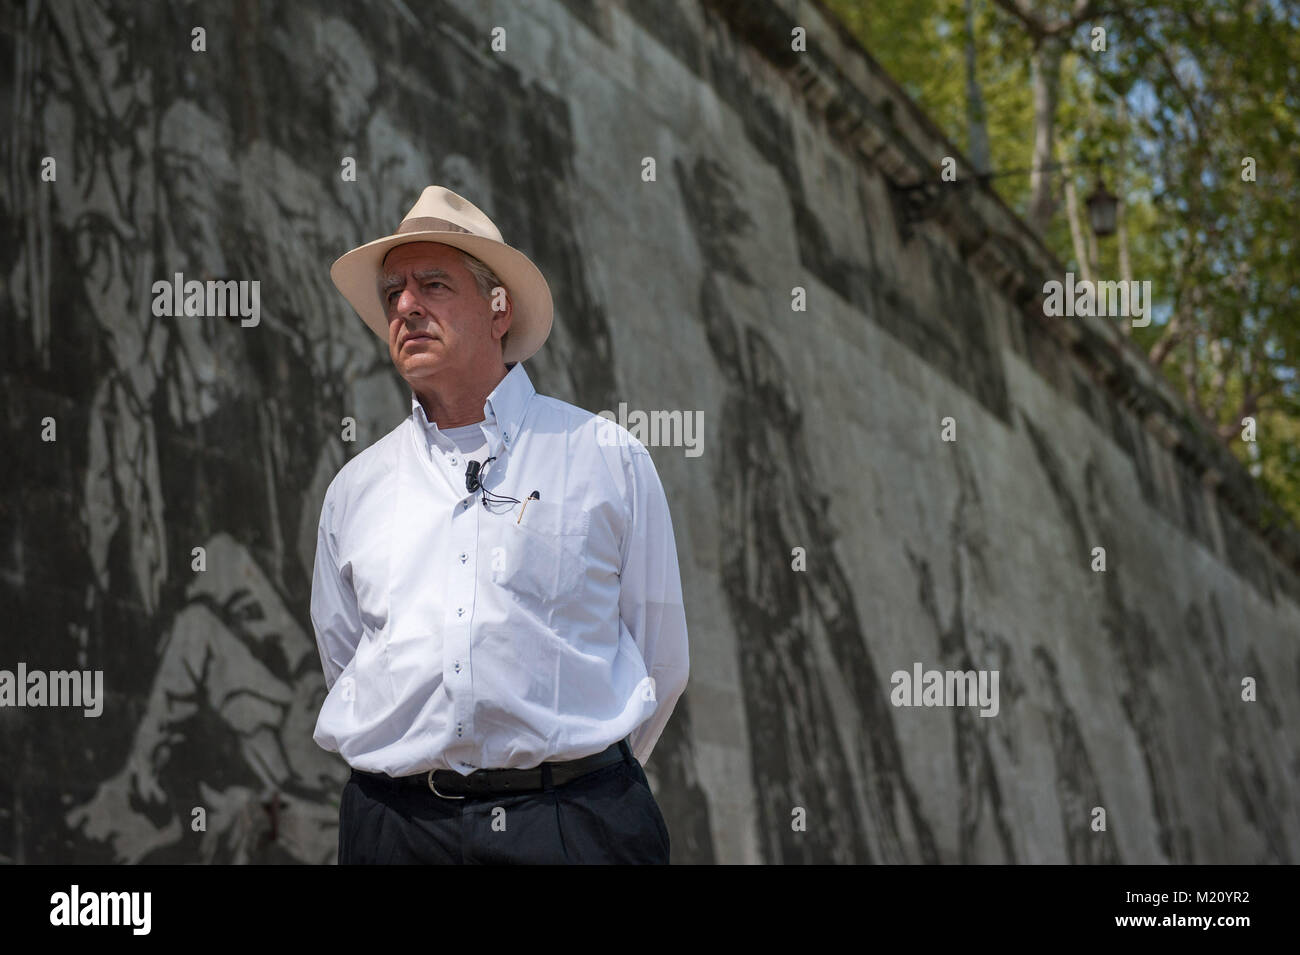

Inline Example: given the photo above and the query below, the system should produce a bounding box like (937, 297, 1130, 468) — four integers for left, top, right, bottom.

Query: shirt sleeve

(618, 445, 690, 767)
(309, 482, 363, 691)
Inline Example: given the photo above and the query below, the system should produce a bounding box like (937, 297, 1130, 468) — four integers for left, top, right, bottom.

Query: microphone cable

(465, 456, 522, 510)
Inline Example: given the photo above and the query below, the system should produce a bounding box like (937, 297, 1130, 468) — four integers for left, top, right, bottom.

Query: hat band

(396, 216, 473, 235)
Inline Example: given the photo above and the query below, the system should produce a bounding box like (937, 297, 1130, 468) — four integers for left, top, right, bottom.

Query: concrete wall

(2, 0, 1297, 863)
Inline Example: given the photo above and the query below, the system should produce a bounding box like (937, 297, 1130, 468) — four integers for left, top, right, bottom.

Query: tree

(823, 0, 1300, 528)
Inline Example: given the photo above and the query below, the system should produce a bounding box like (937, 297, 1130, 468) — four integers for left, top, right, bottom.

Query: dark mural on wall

(0, 0, 716, 863)
(1026, 410, 1296, 864)
(903, 445, 1023, 865)
(675, 155, 939, 864)
(1183, 594, 1291, 863)
(1022, 410, 1193, 863)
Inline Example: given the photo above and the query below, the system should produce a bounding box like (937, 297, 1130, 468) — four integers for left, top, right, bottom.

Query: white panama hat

(330, 185, 553, 364)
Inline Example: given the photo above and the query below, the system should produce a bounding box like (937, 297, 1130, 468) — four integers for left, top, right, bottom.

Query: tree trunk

(1149, 236, 1200, 366)
(1183, 328, 1205, 417)
(1116, 99, 1134, 291)
(964, 0, 991, 174)
(1028, 39, 1064, 233)
(1208, 337, 1229, 420)
(1149, 311, 1188, 367)
(1115, 198, 1132, 334)
(1062, 163, 1093, 283)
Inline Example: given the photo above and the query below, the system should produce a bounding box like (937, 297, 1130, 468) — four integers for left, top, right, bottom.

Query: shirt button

(450, 457, 459, 466)
(457, 607, 464, 616)
(454, 662, 461, 673)
(459, 553, 467, 562)
(503, 432, 510, 443)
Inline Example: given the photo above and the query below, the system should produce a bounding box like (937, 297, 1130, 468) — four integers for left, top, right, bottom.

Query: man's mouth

(404, 332, 437, 345)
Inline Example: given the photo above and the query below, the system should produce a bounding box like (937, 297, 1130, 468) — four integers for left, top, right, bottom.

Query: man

(311, 185, 690, 864)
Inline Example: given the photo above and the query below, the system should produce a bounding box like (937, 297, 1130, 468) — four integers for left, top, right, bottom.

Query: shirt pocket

(492, 499, 590, 609)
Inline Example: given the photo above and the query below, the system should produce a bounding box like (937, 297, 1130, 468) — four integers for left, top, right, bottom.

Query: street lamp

(1085, 179, 1119, 238)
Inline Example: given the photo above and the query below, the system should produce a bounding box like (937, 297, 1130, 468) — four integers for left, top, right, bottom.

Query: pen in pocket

(516, 490, 541, 524)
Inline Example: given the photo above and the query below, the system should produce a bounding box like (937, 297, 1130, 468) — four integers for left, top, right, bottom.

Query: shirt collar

(410, 362, 535, 452)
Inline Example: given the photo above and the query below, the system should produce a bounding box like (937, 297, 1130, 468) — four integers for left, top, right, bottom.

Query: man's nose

(396, 286, 423, 316)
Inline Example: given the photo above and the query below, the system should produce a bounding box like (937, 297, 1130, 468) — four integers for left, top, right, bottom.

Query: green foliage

(823, 0, 1300, 531)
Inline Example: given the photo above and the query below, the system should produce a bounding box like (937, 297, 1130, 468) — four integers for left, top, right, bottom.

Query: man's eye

(424, 281, 446, 289)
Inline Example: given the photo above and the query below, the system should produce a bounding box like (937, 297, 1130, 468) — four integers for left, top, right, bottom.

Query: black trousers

(337, 744, 671, 864)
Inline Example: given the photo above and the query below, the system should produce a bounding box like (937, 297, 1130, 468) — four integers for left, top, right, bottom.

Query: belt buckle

(427, 769, 466, 800)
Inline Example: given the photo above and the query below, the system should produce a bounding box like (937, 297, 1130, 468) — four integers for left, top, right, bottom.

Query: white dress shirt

(310, 361, 690, 776)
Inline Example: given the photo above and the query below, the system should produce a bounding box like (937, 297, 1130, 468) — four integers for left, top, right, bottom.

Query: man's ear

(490, 286, 513, 344)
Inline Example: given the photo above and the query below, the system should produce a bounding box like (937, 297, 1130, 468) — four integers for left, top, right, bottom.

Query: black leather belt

(352, 739, 632, 799)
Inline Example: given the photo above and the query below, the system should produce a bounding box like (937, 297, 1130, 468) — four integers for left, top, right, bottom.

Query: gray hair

(457, 249, 511, 353)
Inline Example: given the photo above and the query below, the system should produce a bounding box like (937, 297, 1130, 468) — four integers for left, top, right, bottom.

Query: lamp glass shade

(1086, 181, 1119, 237)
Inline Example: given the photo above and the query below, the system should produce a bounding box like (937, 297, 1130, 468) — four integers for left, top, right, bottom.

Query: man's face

(379, 242, 511, 387)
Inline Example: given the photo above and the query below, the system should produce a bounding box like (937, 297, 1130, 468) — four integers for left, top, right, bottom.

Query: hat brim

(330, 230, 553, 365)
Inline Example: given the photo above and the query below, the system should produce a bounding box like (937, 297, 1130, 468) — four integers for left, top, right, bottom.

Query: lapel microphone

(464, 456, 525, 510)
